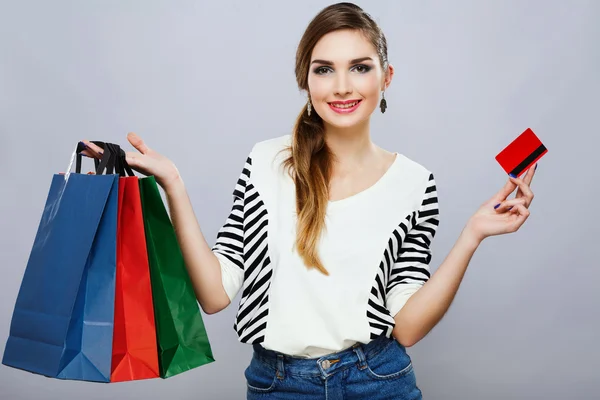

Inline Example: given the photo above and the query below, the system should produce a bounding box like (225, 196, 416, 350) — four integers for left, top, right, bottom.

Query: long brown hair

(282, 2, 389, 275)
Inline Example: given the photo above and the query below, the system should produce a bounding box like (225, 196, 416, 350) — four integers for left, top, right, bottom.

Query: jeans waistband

(252, 335, 396, 378)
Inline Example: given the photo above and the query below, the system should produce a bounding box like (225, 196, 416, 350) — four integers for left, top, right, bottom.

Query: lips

(328, 99, 362, 114)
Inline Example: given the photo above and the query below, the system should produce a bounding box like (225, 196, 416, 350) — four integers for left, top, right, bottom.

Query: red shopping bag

(110, 170, 160, 381)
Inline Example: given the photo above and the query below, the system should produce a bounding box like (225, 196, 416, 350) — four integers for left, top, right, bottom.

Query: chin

(320, 112, 370, 130)
(317, 101, 376, 130)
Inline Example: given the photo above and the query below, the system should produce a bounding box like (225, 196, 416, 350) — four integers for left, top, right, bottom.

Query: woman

(83, 3, 536, 399)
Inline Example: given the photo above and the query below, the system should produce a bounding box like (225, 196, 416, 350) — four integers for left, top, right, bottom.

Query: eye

(313, 66, 333, 75)
(352, 64, 372, 73)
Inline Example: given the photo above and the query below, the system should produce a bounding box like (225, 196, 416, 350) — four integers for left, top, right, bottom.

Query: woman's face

(307, 29, 393, 130)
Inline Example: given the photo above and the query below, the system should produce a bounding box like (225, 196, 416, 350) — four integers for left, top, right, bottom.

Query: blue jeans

(245, 335, 423, 399)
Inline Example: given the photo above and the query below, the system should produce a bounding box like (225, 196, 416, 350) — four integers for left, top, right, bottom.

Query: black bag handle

(75, 141, 113, 175)
(117, 144, 135, 177)
(106, 143, 135, 177)
(75, 141, 135, 177)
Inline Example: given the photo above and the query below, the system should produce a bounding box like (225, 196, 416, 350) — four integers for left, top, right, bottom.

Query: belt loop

(276, 354, 285, 380)
(353, 344, 367, 370)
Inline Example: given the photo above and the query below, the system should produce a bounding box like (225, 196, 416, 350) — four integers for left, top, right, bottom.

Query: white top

(212, 135, 440, 358)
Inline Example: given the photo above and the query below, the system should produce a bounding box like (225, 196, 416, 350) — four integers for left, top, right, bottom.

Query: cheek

(307, 76, 330, 102)
(355, 74, 382, 99)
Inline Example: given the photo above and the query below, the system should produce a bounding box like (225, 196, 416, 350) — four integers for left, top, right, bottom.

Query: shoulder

(243, 135, 292, 181)
(248, 134, 291, 160)
(394, 153, 439, 217)
(394, 152, 435, 186)
(391, 153, 439, 218)
(385, 151, 439, 214)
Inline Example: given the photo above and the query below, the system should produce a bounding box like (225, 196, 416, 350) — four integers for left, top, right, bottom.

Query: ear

(382, 63, 394, 91)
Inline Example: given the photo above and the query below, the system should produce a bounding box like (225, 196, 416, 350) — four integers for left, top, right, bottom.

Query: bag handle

(74, 141, 114, 175)
(106, 143, 135, 177)
(75, 141, 135, 177)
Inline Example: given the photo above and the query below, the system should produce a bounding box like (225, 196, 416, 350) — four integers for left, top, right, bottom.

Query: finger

(522, 163, 537, 186)
(125, 152, 141, 168)
(508, 175, 534, 206)
(491, 178, 518, 203)
(125, 151, 149, 173)
(494, 197, 528, 213)
(80, 140, 104, 159)
(508, 203, 530, 232)
(516, 164, 538, 197)
(127, 132, 150, 155)
(80, 149, 102, 159)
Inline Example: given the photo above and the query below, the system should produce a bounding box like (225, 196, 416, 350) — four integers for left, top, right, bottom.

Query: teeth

(332, 101, 359, 109)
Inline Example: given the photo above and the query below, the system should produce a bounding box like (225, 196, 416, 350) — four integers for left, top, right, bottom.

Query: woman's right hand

(81, 132, 182, 191)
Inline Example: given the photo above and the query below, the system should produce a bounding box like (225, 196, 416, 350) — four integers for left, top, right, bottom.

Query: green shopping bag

(138, 176, 214, 378)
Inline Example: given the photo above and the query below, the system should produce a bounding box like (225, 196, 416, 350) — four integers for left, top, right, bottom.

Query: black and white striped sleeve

(212, 156, 252, 301)
(386, 173, 440, 317)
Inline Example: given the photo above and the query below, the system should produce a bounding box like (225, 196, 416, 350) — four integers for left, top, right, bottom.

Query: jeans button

(321, 360, 331, 369)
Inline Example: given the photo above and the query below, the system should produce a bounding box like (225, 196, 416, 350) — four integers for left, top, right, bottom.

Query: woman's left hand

(465, 164, 537, 243)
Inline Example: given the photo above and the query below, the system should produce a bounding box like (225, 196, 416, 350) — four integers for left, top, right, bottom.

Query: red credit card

(495, 128, 548, 177)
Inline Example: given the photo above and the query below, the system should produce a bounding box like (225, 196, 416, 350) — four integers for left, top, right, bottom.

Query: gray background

(1, 0, 598, 399)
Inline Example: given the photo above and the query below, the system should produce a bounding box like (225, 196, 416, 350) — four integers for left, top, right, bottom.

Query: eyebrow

(310, 57, 374, 66)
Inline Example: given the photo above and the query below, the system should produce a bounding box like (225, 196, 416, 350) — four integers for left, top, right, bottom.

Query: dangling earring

(379, 91, 387, 114)
(307, 97, 312, 116)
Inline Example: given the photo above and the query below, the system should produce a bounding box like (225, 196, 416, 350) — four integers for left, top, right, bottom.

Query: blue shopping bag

(2, 144, 120, 382)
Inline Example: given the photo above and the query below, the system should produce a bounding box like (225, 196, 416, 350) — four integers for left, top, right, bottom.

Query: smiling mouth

(328, 100, 362, 109)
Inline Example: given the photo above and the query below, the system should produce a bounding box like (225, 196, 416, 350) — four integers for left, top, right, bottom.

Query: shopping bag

(2, 145, 119, 382)
(110, 145, 160, 382)
(138, 176, 215, 378)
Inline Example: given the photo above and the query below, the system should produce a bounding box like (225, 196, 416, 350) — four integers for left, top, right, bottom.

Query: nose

(334, 71, 352, 97)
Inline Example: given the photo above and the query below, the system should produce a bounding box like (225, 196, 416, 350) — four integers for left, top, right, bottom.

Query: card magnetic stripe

(509, 144, 547, 176)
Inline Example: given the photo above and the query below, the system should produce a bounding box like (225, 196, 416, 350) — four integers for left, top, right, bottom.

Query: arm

(391, 227, 480, 347)
(164, 178, 231, 314)
(164, 155, 251, 315)
(391, 167, 537, 347)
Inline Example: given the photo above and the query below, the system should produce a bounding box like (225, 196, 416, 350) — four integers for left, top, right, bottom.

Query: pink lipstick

(328, 99, 362, 114)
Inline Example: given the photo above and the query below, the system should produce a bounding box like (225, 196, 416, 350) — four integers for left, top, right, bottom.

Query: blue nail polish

(494, 203, 501, 209)
(509, 173, 516, 178)
(534, 163, 538, 170)
(508, 206, 513, 211)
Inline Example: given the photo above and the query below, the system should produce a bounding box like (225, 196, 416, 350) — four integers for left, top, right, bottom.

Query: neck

(323, 119, 376, 167)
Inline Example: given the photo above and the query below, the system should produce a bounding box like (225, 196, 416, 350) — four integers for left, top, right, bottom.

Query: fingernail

(534, 163, 538, 170)
(509, 173, 517, 178)
(508, 206, 513, 211)
(494, 203, 501, 209)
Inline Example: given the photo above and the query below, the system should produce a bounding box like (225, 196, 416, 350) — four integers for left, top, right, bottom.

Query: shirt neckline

(327, 152, 402, 209)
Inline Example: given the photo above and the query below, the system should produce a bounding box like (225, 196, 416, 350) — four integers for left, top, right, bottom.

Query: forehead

(311, 29, 377, 62)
